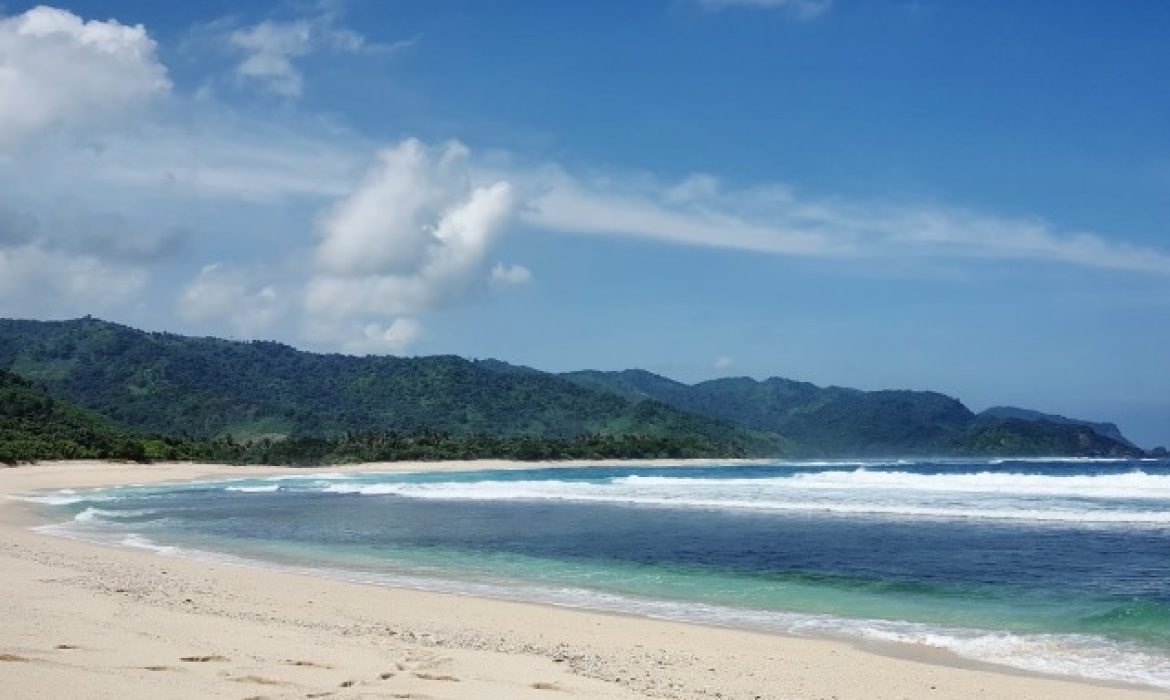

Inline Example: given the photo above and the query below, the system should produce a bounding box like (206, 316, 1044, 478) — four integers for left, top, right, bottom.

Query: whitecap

(224, 485, 281, 493)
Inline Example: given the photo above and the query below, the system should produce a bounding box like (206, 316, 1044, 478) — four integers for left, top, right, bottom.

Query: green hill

(0, 369, 156, 463)
(564, 370, 1143, 458)
(979, 406, 1134, 447)
(0, 317, 776, 455)
(0, 317, 1144, 459)
(958, 416, 1141, 457)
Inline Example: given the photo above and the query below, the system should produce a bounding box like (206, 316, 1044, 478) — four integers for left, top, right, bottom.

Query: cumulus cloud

(178, 263, 285, 338)
(304, 139, 515, 351)
(0, 243, 147, 317)
(314, 140, 473, 276)
(0, 198, 177, 321)
(342, 318, 422, 355)
(697, 0, 832, 20)
(3, 4, 1167, 357)
(227, 5, 413, 98)
(0, 6, 180, 320)
(0, 6, 170, 150)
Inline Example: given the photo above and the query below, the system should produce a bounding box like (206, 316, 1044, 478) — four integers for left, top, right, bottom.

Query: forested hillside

(0, 369, 165, 463)
(979, 406, 1134, 447)
(564, 370, 1143, 457)
(0, 317, 776, 454)
(0, 317, 1145, 460)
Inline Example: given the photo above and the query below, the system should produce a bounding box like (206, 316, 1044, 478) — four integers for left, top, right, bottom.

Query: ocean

(27, 458, 1170, 689)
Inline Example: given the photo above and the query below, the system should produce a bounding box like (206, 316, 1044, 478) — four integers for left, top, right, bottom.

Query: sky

(0, 1, 1168, 446)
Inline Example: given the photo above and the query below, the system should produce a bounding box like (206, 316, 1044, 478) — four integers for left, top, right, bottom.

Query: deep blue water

(30, 458, 1170, 688)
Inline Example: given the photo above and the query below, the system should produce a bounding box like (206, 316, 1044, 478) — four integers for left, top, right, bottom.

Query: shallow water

(30, 458, 1170, 689)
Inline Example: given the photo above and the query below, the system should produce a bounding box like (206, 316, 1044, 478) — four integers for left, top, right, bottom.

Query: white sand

(1, 460, 1166, 699)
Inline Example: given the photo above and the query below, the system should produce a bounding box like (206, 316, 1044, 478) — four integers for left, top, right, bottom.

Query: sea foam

(224, 484, 281, 493)
(312, 470, 1170, 525)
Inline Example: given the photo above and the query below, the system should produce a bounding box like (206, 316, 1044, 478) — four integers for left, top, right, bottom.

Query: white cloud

(227, 6, 412, 98)
(0, 201, 181, 264)
(0, 243, 146, 317)
(0, 135, 168, 317)
(0, 6, 184, 324)
(2, 5, 1167, 358)
(302, 139, 515, 352)
(860, 206, 1170, 273)
(229, 20, 313, 98)
(713, 355, 736, 371)
(343, 318, 422, 354)
(521, 171, 848, 257)
(73, 118, 367, 203)
(697, 0, 832, 20)
(0, 6, 170, 150)
(665, 173, 721, 204)
(178, 263, 285, 338)
(491, 263, 532, 286)
(518, 170, 1170, 275)
(314, 139, 468, 276)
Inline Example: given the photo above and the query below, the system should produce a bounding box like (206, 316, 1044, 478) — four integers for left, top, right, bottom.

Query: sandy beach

(1, 460, 1167, 700)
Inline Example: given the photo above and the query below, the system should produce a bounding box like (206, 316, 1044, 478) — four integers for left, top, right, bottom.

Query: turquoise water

(28, 458, 1170, 688)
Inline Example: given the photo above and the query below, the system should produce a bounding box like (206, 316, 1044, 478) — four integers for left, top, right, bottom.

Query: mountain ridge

(0, 317, 777, 455)
(0, 317, 1147, 459)
(979, 406, 1134, 447)
(562, 370, 1142, 457)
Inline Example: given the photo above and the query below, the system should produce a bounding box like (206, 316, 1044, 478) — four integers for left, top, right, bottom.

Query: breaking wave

(316, 469, 1170, 525)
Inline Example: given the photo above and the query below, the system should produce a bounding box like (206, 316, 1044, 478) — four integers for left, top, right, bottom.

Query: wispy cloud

(4, 5, 1168, 358)
(225, 3, 415, 98)
(696, 0, 832, 20)
(713, 355, 736, 372)
(75, 118, 368, 203)
(491, 263, 533, 286)
(517, 170, 1170, 275)
(519, 171, 846, 257)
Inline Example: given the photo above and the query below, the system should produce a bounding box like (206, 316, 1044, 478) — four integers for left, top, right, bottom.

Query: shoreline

(2, 460, 1168, 699)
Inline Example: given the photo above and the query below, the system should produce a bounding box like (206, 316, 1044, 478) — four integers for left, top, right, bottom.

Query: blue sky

(1, 1, 1168, 446)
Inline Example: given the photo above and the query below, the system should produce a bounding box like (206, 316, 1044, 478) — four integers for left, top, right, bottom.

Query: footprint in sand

(0, 654, 31, 662)
(230, 674, 286, 686)
(140, 665, 175, 672)
(55, 644, 81, 650)
(531, 681, 563, 691)
(180, 654, 230, 662)
(413, 672, 460, 682)
(286, 659, 333, 669)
